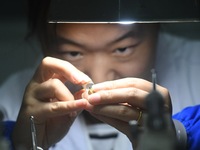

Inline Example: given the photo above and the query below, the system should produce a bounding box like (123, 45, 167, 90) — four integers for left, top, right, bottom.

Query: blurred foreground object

(137, 71, 178, 150)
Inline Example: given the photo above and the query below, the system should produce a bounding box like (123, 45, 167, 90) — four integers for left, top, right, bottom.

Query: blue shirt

(173, 105, 200, 150)
(1, 121, 15, 149)
(2, 105, 200, 150)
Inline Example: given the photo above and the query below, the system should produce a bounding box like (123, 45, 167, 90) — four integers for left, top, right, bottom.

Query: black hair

(27, 0, 52, 50)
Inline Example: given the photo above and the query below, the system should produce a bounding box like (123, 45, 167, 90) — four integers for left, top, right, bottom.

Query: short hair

(27, 0, 53, 50)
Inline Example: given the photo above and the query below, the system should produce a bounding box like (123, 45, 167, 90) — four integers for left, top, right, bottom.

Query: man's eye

(113, 47, 134, 57)
(116, 47, 127, 53)
(68, 51, 81, 57)
(115, 47, 130, 55)
(64, 51, 83, 61)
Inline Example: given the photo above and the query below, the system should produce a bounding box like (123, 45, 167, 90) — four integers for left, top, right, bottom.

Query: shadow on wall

(161, 22, 200, 40)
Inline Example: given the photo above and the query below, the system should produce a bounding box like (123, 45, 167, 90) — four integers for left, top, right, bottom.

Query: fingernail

(72, 73, 92, 84)
(88, 93, 101, 104)
(82, 91, 88, 99)
(91, 83, 105, 91)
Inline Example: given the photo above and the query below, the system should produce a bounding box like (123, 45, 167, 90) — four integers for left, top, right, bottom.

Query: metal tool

(30, 116, 43, 150)
(137, 69, 178, 150)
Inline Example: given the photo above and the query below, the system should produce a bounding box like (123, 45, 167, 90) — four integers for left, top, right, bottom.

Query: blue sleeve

(173, 105, 200, 150)
(1, 121, 15, 149)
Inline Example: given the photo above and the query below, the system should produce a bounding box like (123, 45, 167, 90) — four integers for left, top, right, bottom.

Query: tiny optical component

(82, 81, 94, 98)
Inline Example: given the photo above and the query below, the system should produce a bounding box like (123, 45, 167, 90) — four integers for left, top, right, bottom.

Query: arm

(173, 105, 200, 150)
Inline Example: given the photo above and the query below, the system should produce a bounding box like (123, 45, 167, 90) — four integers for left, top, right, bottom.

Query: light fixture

(48, 0, 200, 23)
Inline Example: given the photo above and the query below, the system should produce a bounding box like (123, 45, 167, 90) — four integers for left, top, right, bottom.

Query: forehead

(56, 23, 141, 39)
(56, 23, 140, 32)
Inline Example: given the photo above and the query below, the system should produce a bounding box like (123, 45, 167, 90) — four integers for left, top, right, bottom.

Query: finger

(88, 87, 148, 109)
(33, 78, 74, 101)
(86, 104, 140, 122)
(90, 113, 133, 138)
(92, 78, 153, 92)
(33, 57, 92, 85)
(32, 99, 88, 120)
(93, 78, 167, 94)
(74, 89, 85, 100)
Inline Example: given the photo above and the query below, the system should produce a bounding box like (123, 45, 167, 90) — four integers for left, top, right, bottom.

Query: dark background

(0, 1, 200, 86)
(0, 0, 41, 85)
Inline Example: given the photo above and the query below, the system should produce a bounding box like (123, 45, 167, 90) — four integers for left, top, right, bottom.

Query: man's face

(44, 23, 159, 83)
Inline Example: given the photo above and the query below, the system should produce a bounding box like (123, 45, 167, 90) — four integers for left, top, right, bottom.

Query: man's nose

(85, 59, 118, 83)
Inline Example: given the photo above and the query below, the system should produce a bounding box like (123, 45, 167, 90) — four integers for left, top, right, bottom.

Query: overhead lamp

(48, 0, 200, 23)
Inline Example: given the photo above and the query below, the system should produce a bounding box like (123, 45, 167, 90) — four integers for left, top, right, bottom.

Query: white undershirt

(88, 123, 119, 150)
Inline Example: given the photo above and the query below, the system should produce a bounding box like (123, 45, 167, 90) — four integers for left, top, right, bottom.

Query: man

(8, 1, 173, 149)
(3, 0, 199, 150)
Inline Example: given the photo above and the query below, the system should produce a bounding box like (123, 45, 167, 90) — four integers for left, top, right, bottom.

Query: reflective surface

(49, 0, 200, 23)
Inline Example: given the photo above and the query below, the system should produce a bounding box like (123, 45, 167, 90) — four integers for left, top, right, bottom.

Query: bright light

(119, 21, 135, 24)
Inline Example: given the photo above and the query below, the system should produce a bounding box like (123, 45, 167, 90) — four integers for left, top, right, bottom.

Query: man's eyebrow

(54, 28, 140, 46)
(55, 36, 83, 47)
(114, 30, 139, 43)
